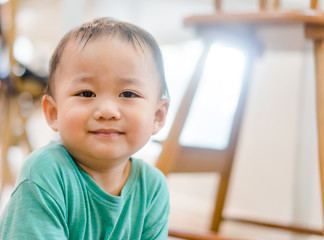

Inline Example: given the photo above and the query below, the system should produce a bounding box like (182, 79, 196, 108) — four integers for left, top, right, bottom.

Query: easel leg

(313, 39, 324, 234)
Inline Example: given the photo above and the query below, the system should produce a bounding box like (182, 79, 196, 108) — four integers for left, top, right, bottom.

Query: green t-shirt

(0, 141, 169, 239)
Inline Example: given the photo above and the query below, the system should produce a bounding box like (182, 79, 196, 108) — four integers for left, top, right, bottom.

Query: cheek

(127, 107, 156, 135)
(57, 106, 88, 132)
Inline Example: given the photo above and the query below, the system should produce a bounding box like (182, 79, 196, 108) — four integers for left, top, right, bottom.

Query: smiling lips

(89, 129, 124, 137)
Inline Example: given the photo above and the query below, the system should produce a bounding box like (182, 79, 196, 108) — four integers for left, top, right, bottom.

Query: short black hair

(46, 17, 169, 100)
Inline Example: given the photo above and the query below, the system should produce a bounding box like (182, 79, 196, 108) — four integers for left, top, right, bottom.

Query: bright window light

(154, 40, 204, 141)
(179, 43, 246, 150)
(14, 36, 34, 65)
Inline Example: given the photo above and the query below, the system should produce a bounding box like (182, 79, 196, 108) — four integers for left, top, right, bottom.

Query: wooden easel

(156, 0, 324, 238)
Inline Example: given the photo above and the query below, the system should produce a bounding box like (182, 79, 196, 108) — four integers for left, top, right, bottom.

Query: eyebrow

(71, 73, 95, 84)
(71, 74, 146, 86)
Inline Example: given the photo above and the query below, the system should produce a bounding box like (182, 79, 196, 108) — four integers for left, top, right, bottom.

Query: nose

(94, 99, 121, 120)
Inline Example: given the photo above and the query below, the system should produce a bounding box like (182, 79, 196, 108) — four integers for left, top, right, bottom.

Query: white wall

(225, 24, 322, 231)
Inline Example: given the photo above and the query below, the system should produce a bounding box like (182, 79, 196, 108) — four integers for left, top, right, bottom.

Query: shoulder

(132, 158, 168, 188)
(24, 141, 71, 169)
(131, 158, 169, 203)
(20, 141, 70, 175)
(131, 159, 170, 238)
(15, 141, 75, 193)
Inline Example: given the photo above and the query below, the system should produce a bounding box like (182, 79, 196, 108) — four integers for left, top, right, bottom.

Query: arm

(142, 177, 170, 240)
(0, 180, 68, 240)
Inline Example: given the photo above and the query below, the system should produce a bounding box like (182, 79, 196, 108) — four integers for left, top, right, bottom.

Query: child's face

(43, 37, 168, 168)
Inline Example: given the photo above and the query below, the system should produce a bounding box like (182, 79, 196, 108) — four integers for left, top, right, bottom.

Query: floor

(166, 171, 324, 240)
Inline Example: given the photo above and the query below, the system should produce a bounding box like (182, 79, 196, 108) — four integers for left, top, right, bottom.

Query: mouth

(89, 128, 124, 137)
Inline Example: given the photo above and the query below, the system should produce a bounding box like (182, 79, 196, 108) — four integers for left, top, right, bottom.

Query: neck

(77, 158, 132, 196)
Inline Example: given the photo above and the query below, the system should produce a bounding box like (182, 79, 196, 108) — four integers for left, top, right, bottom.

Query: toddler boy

(0, 17, 170, 239)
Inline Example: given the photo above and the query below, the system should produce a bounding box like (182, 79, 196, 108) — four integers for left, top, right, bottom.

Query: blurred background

(0, 0, 324, 239)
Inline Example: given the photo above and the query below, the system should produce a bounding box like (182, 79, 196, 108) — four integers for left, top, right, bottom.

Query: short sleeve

(0, 180, 68, 240)
(142, 175, 170, 240)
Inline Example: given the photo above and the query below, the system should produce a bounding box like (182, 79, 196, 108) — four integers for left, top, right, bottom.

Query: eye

(76, 91, 96, 98)
(120, 91, 139, 98)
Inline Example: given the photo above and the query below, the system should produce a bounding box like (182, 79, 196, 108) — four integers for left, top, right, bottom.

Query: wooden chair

(155, 0, 324, 238)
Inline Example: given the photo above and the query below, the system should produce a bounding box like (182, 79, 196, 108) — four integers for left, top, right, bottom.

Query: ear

(42, 95, 58, 132)
(152, 99, 169, 135)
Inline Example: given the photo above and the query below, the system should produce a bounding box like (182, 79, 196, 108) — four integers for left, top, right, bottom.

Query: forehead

(61, 35, 155, 67)
(55, 36, 161, 90)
